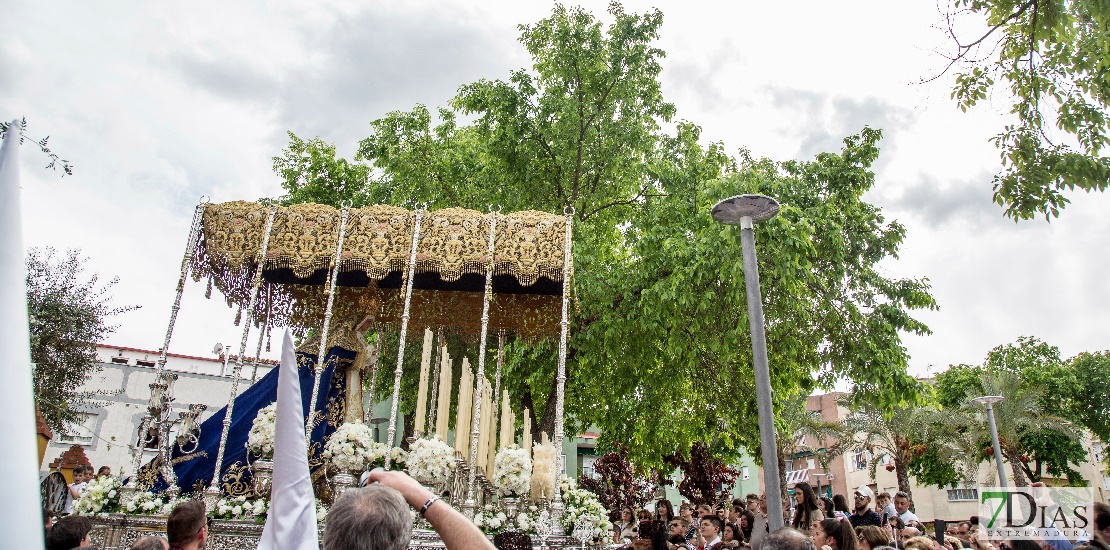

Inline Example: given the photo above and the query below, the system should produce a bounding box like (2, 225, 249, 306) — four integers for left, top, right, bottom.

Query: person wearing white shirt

(700, 515, 724, 550)
(893, 492, 918, 524)
(62, 464, 91, 515)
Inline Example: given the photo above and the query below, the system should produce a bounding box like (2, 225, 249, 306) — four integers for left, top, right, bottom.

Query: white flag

(0, 121, 46, 550)
(259, 331, 319, 550)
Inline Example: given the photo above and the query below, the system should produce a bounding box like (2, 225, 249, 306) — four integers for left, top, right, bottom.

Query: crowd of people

(38, 466, 1110, 550)
(609, 484, 1110, 550)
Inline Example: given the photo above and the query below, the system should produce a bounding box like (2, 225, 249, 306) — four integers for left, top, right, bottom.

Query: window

(784, 459, 795, 473)
(850, 450, 869, 471)
(947, 486, 978, 501)
(110, 356, 129, 365)
(742, 466, 750, 480)
(136, 359, 156, 368)
(59, 413, 97, 445)
(580, 454, 600, 479)
(806, 458, 816, 470)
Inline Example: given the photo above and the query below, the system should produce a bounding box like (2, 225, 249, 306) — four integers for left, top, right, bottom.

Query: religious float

(70, 200, 611, 549)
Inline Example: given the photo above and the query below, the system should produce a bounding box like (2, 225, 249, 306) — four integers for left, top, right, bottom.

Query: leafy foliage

(933, 336, 1089, 485)
(0, 117, 74, 175)
(269, 4, 936, 469)
(665, 442, 740, 507)
(27, 248, 136, 433)
(577, 443, 655, 513)
(942, 0, 1110, 220)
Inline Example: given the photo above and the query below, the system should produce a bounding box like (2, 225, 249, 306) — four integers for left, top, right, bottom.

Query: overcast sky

(4, 0, 1107, 380)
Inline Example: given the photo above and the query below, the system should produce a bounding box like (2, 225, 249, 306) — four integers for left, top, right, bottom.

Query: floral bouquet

(513, 503, 547, 534)
(123, 491, 172, 515)
(557, 475, 609, 542)
(492, 445, 531, 497)
(247, 403, 277, 459)
(405, 436, 455, 485)
(387, 446, 408, 469)
(211, 495, 268, 522)
(315, 498, 329, 523)
(74, 475, 121, 516)
(322, 421, 384, 473)
(473, 503, 510, 535)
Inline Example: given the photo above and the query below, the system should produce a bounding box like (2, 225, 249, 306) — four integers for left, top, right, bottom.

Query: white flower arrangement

(405, 436, 455, 484)
(557, 475, 609, 542)
(247, 403, 277, 459)
(388, 446, 408, 469)
(514, 503, 546, 534)
(74, 475, 121, 516)
(322, 421, 385, 474)
(473, 503, 510, 535)
(315, 498, 329, 523)
(123, 491, 175, 516)
(210, 495, 269, 522)
(530, 442, 557, 501)
(491, 445, 531, 497)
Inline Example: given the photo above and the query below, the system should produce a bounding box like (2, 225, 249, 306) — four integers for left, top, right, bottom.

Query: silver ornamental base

(252, 459, 274, 497)
(501, 496, 520, 529)
(332, 473, 356, 500)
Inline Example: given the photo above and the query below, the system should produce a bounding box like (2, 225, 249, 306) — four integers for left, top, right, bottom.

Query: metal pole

(385, 208, 424, 465)
(307, 208, 350, 443)
(985, 403, 1008, 488)
(739, 215, 784, 531)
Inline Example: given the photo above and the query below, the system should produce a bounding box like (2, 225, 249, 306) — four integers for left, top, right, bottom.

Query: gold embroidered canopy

(191, 201, 571, 338)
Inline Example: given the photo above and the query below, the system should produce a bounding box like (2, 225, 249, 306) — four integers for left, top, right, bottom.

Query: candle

(454, 361, 470, 455)
(414, 328, 433, 436)
(522, 408, 531, 458)
(499, 390, 509, 451)
(435, 347, 451, 439)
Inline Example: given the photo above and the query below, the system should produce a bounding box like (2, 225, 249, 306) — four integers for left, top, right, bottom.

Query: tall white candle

(414, 328, 433, 436)
(435, 347, 451, 439)
(522, 408, 532, 458)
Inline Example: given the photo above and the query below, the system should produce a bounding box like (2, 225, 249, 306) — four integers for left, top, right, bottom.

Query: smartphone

(935, 519, 946, 547)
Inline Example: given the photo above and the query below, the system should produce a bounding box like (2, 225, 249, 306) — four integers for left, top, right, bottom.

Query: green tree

(1068, 350, 1110, 441)
(268, 4, 936, 469)
(270, 132, 376, 207)
(933, 337, 1089, 484)
(842, 400, 973, 503)
(943, 0, 1110, 220)
(27, 248, 136, 433)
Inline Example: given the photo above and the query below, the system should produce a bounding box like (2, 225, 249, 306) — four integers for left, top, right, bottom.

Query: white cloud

(5, 0, 1107, 379)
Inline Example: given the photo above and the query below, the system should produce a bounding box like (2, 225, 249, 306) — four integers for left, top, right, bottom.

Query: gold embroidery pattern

(414, 207, 489, 282)
(495, 210, 566, 286)
(221, 461, 253, 498)
(341, 205, 414, 279)
(265, 203, 341, 278)
(193, 202, 569, 338)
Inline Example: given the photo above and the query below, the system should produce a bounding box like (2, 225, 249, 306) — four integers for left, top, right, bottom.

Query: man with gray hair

(324, 469, 493, 550)
(129, 536, 168, 550)
(760, 527, 817, 550)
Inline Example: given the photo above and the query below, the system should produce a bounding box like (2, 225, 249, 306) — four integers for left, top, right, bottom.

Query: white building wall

(41, 345, 276, 477)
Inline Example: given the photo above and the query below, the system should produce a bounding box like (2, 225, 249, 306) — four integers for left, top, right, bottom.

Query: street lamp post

(711, 194, 785, 531)
(972, 395, 1007, 487)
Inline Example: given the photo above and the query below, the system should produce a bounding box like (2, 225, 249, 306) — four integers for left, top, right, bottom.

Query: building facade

(758, 391, 1109, 521)
(40, 344, 275, 476)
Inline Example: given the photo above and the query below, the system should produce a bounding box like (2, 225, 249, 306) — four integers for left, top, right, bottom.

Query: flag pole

(0, 120, 47, 550)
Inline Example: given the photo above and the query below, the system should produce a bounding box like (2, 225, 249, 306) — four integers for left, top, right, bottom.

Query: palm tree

(841, 400, 974, 503)
(964, 370, 1076, 487)
(775, 393, 853, 518)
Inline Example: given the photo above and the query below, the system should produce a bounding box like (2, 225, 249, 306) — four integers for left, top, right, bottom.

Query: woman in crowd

(614, 507, 636, 543)
(832, 494, 851, 520)
(814, 518, 859, 550)
(820, 497, 836, 520)
(792, 482, 825, 534)
(656, 499, 676, 525)
(639, 509, 655, 523)
(739, 510, 755, 542)
(722, 522, 745, 548)
(856, 525, 891, 550)
(903, 536, 935, 550)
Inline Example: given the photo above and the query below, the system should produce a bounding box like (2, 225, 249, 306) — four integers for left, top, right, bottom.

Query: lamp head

(711, 194, 780, 225)
(972, 395, 1004, 405)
